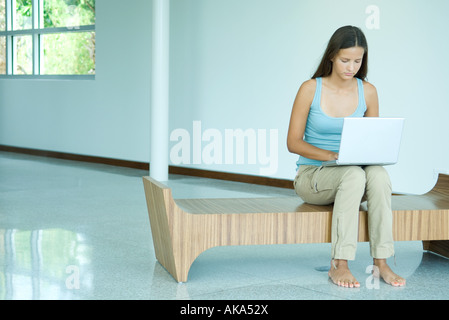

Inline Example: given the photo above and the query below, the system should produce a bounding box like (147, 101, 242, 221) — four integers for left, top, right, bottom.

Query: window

(0, 0, 95, 79)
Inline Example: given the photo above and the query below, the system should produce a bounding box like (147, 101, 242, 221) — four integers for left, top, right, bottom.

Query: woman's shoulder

(293, 79, 317, 109)
(362, 80, 377, 94)
(361, 80, 379, 115)
(298, 78, 317, 95)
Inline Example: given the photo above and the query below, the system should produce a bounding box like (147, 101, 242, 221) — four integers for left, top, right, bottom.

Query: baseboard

(0, 145, 294, 189)
(0, 145, 150, 170)
(169, 166, 294, 189)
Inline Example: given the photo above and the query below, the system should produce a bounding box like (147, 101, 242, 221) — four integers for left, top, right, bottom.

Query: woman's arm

(287, 80, 339, 161)
(364, 81, 379, 117)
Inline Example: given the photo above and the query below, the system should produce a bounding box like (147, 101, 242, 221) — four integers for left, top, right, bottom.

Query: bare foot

(328, 259, 360, 288)
(373, 258, 406, 287)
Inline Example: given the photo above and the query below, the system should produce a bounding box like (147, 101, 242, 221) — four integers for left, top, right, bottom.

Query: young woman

(287, 26, 405, 288)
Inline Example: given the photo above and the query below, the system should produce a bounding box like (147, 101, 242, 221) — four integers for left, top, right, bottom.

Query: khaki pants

(294, 165, 395, 260)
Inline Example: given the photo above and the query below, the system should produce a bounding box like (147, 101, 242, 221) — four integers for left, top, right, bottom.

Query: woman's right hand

(329, 152, 339, 160)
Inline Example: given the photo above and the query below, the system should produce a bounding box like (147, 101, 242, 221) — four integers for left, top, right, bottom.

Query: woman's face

(331, 46, 365, 80)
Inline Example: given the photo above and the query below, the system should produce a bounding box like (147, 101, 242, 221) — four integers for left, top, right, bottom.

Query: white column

(150, 0, 170, 181)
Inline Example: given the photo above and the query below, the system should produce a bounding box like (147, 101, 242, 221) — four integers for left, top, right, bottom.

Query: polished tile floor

(1, 151, 448, 300)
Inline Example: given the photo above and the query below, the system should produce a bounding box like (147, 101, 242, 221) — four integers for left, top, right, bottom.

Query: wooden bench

(142, 174, 449, 282)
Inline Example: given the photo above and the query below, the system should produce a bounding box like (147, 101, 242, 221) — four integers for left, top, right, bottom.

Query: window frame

(0, 0, 95, 80)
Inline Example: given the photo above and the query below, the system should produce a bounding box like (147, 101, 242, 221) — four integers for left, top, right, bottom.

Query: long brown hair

(312, 26, 368, 80)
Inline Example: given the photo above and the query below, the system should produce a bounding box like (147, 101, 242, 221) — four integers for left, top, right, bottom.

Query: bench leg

(143, 177, 203, 282)
(423, 240, 449, 259)
(143, 178, 181, 281)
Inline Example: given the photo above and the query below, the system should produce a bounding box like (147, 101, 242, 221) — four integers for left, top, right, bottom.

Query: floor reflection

(0, 228, 92, 299)
(1, 151, 448, 300)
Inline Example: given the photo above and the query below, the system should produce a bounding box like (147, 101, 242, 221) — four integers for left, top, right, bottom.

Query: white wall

(0, 0, 152, 162)
(169, 0, 449, 194)
(1, 0, 448, 194)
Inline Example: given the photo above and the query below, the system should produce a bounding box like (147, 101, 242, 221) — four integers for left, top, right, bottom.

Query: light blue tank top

(296, 77, 367, 169)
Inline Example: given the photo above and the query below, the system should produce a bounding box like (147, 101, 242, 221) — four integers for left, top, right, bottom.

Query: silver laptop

(322, 117, 404, 167)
